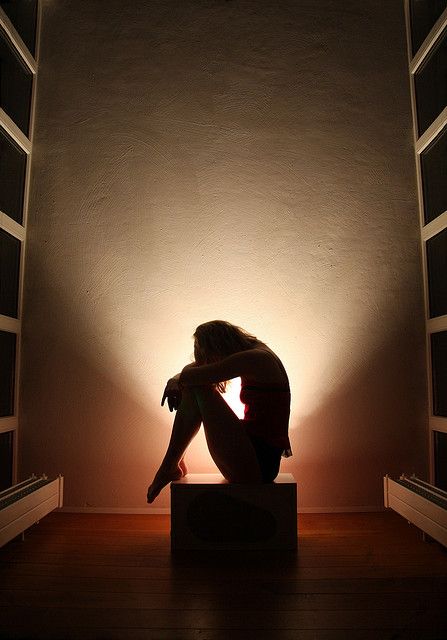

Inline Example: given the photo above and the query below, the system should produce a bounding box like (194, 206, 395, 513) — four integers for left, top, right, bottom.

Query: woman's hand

(161, 377, 182, 412)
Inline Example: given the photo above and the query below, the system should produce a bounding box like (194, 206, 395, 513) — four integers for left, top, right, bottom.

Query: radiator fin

(384, 475, 447, 548)
(0, 477, 53, 511)
(0, 475, 64, 547)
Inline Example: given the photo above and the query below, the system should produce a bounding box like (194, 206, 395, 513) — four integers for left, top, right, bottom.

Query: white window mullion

(0, 417, 18, 435)
(410, 8, 447, 74)
(0, 315, 20, 334)
(0, 7, 37, 74)
(422, 211, 447, 242)
(415, 108, 447, 155)
(0, 214, 26, 242)
(427, 315, 447, 334)
(430, 416, 447, 435)
(0, 108, 32, 154)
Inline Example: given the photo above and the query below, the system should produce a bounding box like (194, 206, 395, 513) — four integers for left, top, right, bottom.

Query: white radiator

(0, 475, 64, 547)
(384, 475, 447, 547)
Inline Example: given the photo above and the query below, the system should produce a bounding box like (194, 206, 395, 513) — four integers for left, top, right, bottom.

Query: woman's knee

(188, 385, 222, 412)
(177, 387, 201, 419)
(189, 384, 218, 398)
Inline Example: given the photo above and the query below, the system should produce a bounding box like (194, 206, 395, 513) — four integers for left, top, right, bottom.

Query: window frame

(0, 2, 40, 483)
(405, 2, 447, 483)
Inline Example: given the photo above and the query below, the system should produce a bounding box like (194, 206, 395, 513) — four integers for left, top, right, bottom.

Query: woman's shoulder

(236, 346, 278, 366)
(247, 345, 274, 357)
(248, 346, 284, 365)
(241, 347, 289, 385)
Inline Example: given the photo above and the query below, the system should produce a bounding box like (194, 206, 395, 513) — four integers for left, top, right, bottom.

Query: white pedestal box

(170, 473, 297, 551)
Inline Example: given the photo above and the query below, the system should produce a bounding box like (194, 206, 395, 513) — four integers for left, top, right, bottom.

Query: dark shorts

(248, 434, 282, 483)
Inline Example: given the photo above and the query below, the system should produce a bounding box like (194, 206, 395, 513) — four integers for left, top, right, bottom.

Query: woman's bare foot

(147, 464, 183, 503)
(179, 458, 188, 477)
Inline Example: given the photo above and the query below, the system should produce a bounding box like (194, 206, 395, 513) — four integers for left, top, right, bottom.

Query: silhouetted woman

(147, 320, 292, 503)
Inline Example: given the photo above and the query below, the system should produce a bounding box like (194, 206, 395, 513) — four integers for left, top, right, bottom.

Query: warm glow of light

(65, 271, 398, 453)
(25, 0, 424, 515)
(49, 193, 418, 510)
(223, 377, 245, 419)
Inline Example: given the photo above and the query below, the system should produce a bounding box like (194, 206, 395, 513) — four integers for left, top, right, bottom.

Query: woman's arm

(179, 350, 259, 386)
(160, 363, 202, 411)
(161, 371, 183, 411)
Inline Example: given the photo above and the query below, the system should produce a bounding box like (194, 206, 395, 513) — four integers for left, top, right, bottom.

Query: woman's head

(193, 320, 263, 365)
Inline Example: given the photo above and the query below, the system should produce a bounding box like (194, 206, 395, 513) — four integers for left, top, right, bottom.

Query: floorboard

(0, 511, 446, 639)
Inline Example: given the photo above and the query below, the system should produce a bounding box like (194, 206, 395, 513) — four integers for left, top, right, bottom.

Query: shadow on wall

(19, 259, 167, 509)
(292, 319, 428, 510)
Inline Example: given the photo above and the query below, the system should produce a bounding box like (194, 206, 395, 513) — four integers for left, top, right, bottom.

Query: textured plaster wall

(20, 0, 427, 511)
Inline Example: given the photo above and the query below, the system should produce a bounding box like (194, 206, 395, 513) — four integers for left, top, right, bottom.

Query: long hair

(193, 320, 266, 392)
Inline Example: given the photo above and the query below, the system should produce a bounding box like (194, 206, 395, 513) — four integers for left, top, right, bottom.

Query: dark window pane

(421, 126, 447, 224)
(431, 331, 447, 417)
(414, 34, 447, 136)
(434, 431, 447, 491)
(426, 228, 447, 318)
(0, 126, 27, 223)
(0, 228, 20, 318)
(0, 330, 15, 416)
(0, 31, 33, 135)
(0, 0, 37, 56)
(0, 430, 13, 490)
(410, 0, 446, 56)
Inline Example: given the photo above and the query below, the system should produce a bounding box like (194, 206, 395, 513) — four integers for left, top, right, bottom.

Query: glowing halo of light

(223, 377, 244, 419)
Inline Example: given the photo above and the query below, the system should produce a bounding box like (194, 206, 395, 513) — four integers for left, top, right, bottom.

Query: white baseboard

(298, 505, 383, 513)
(60, 507, 170, 515)
(59, 505, 382, 515)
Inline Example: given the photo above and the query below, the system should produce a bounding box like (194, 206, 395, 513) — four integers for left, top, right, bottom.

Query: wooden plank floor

(0, 511, 446, 639)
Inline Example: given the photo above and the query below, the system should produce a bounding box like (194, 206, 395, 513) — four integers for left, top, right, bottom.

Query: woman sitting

(147, 320, 292, 503)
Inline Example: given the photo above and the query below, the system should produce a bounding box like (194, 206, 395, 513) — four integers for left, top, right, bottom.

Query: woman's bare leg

(147, 385, 262, 503)
(193, 386, 262, 484)
(179, 457, 187, 476)
(147, 389, 201, 503)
